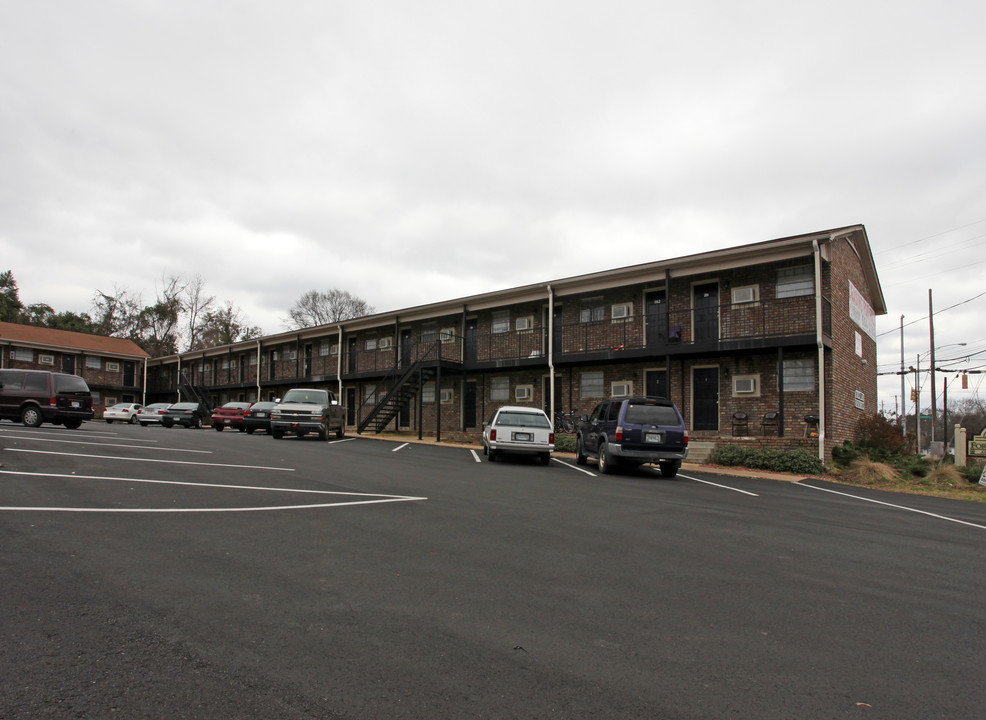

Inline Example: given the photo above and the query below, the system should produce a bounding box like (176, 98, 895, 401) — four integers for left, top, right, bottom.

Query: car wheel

(140, 422, 149, 427)
(21, 406, 43, 428)
(215, 424, 224, 431)
(598, 442, 615, 474)
(272, 428, 283, 439)
(246, 427, 255, 434)
(63, 420, 82, 430)
(482, 443, 488, 456)
(163, 421, 173, 428)
(488, 448, 497, 462)
(575, 436, 588, 465)
(336, 425, 345, 439)
(660, 462, 679, 478)
(238, 426, 245, 433)
(318, 424, 328, 441)
(193, 417, 202, 429)
(128, 415, 137, 424)
(105, 419, 113, 424)
(540, 452, 551, 466)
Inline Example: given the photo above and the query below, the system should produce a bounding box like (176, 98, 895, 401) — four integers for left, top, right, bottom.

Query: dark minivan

(576, 396, 688, 477)
(0, 369, 94, 429)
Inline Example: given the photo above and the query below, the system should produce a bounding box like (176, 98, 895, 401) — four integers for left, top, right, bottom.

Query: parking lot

(3, 422, 986, 719)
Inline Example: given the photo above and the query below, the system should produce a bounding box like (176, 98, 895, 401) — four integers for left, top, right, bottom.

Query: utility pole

(900, 314, 905, 437)
(929, 290, 936, 445)
(915, 355, 921, 452)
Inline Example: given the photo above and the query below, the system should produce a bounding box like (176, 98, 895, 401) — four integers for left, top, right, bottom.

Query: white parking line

(0, 427, 159, 443)
(0, 470, 426, 513)
(393, 443, 410, 452)
(679, 474, 760, 496)
(4, 448, 293, 471)
(470, 449, 481, 462)
(796, 481, 986, 530)
(0, 434, 211, 453)
(551, 458, 597, 476)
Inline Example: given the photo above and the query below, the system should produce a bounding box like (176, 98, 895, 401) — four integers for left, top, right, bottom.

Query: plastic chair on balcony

(803, 414, 819, 437)
(731, 412, 749, 436)
(668, 325, 682, 342)
(760, 411, 779, 436)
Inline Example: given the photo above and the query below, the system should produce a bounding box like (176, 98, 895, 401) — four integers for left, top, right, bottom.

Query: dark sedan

(242, 401, 277, 434)
(161, 402, 211, 429)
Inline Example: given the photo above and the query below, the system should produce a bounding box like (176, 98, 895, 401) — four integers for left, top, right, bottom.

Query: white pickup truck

(270, 388, 346, 440)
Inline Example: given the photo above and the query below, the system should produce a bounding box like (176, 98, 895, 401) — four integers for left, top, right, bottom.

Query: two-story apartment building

(144, 225, 885, 459)
(0, 321, 150, 413)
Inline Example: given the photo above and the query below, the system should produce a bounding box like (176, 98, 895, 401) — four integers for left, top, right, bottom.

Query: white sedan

(103, 402, 142, 424)
(482, 405, 555, 465)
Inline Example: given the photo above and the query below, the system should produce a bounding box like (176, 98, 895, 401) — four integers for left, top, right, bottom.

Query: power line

(876, 290, 986, 337)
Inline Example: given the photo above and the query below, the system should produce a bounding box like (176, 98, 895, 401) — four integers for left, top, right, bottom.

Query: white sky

(2, 0, 984, 417)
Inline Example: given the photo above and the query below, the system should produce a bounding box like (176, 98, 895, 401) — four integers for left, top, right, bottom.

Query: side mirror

(580, 415, 588, 422)
(274, 398, 281, 403)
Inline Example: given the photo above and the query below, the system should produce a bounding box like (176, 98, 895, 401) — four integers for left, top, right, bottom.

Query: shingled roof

(0, 321, 149, 359)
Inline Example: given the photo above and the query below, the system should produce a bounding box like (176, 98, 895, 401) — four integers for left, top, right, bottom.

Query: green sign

(970, 429, 986, 458)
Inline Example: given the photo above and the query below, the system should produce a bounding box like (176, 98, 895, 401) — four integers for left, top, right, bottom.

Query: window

(319, 342, 331, 357)
(580, 297, 604, 323)
(422, 381, 436, 403)
(776, 265, 814, 298)
(12, 348, 33, 362)
(515, 385, 532, 400)
(422, 324, 438, 343)
(39, 354, 54, 365)
(492, 311, 510, 334)
(249, 354, 258, 366)
(85, 356, 101, 369)
(782, 358, 814, 391)
(104, 396, 117, 406)
(611, 381, 631, 397)
(731, 286, 759, 304)
(490, 377, 510, 402)
(366, 337, 377, 351)
(364, 384, 376, 403)
(580, 371, 605, 398)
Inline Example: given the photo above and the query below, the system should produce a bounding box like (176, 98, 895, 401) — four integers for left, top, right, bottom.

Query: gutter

(813, 239, 825, 461)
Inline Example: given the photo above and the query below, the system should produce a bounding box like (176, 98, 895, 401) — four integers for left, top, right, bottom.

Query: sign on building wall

(849, 280, 876, 340)
(854, 390, 865, 410)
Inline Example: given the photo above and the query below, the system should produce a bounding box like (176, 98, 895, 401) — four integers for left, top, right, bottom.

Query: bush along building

(0, 321, 150, 414)
(144, 225, 885, 461)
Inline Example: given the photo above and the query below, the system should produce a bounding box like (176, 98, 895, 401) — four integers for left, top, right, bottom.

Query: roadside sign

(980, 465, 986, 487)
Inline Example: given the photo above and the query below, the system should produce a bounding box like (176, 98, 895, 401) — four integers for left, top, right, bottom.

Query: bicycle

(553, 409, 577, 433)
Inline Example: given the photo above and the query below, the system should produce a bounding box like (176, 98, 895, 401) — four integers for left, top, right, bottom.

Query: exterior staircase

(357, 361, 436, 434)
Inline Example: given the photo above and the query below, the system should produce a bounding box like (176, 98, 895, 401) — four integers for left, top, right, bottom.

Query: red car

(210, 401, 252, 432)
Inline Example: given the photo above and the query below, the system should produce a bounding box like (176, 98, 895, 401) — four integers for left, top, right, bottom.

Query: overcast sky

(2, 1, 984, 417)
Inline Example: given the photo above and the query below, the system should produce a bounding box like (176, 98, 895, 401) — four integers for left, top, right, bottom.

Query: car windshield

(495, 411, 551, 428)
(110, 403, 129, 410)
(624, 404, 680, 426)
(172, 403, 197, 410)
(281, 390, 328, 404)
(222, 402, 251, 409)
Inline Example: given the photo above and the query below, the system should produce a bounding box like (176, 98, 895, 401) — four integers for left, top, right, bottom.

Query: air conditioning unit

(440, 327, 455, 342)
(516, 317, 532, 331)
(440, 388, 454, 403)
(515, 386, 532, 400)
(735, 377, 757, 393)
(289, 351, 297, 360)
(379, 337, 392, 349)
(732, 286, 757, 304)
(611, 304, 631, 319)
(612, 382, 631, 397)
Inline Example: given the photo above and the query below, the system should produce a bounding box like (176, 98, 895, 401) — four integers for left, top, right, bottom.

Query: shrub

(847, 458, 899, 484)
(710, 444, 825, 475)
(855, 413, 906, 453)
(553, 434, 577, 453)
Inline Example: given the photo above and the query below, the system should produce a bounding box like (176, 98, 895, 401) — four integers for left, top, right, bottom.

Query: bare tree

(182, 274, 215, 351)
(285, 289, 373, 329)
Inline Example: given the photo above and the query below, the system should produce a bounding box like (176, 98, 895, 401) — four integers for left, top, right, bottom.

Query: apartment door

(542, 375, 563, 415)
(693, 367, 719, 431)
(400, 329, 413, 368)
(304, 344, 312, 376)
(348, 338, 358, 373)
(463, 381, 477, 429)
(645, 290, 668, 345)
(346, 387, 357, 426)
(645, 369, 668, 399)
(123, 361, 136, 387)
(464, 319, 478, 364)
(61, 355, 75, 374)
(544, 305, 563, 356)
(693, 283, 719, 342)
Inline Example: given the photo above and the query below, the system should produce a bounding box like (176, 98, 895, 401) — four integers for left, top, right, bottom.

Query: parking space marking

(551, 458, 597, 476)
(0, 434, 211, 453)
(0, 427, 159, 443)
(393, 443, 410, 452)
(796, 481, 986, 530)
(4, 448, 293, 472)
(0, 470, 426, 513)
(679, 474, 760, 496)
(470, 449, 481, 462)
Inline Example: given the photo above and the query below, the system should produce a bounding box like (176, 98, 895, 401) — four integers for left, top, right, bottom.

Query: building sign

(854, 390, 865, 410)
(849, 281, 876, 340)
(969, 429, 986, 458)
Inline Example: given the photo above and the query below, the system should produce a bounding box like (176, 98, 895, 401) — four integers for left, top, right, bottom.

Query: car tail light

(549, 432, 554, 444)
(490, 429, 497, 441)
(683, 428, 689, 446)
(614, 425, 624, 441)
(49, 396, 57, 406)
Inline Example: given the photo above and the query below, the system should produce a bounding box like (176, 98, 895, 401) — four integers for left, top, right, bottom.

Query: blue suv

(576, 396, 688, 477)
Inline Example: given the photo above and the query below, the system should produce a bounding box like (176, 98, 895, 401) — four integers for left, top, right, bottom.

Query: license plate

(513, 432, 532, 441)
(224, 419, 230, 424)
(256, 412, 267, 418)
(71, 401, 80, 408)
(645, 432, 663, 443)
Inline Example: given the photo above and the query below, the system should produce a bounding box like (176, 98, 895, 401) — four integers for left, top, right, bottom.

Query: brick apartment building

(143, 224, 886, 460)
(0, 321, 149, 413)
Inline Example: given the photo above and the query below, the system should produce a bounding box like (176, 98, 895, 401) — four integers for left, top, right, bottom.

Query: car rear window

(624, 403, 680, 426)
(495, 411, 551, 428)
(53, 374, 90, 393)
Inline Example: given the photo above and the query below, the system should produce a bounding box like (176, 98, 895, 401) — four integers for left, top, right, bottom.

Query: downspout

(256, 339, 262, 400)
(176, 355, 182, 402)
(547, 285, 555, 422)
(336, 325, 343, 403)
(142, 358, 147, 405)
(813, 239, 826, 461)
